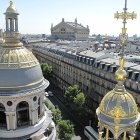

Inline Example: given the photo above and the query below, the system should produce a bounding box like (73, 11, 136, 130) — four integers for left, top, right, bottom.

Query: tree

(65, 84, 80, 102)
(40, 63, 52, 78)
(58, 120, 74, 140)
(52, 108, 62, 124)
(45, 100, 62, 124)
(74, 92, 85, 107)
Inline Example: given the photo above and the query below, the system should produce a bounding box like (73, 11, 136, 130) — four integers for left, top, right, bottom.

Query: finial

(119, 57, 125, 69)
(10, 0, 13, 5)
(114, 0, 137, 82)
(114, 0, 136, 47)
(124, 0, 127, 10)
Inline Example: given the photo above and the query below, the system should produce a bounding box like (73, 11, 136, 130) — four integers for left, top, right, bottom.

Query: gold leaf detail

(110, 106, 127, 118)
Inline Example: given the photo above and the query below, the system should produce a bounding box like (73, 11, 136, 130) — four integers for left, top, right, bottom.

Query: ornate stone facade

(51, 18, 90, 41)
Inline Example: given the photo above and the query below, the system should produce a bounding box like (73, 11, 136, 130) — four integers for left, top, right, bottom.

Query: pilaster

(5, 111, 16, 130)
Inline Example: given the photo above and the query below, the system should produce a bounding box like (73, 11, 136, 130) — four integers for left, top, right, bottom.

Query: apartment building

(32, 44, 140, 119)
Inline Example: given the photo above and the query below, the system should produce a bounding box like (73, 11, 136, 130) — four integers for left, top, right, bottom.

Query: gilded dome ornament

(0, 0, 48, 91)
(96, 0, 140, 139)
(6, 0, 18, 14)
(110, 105, 127, 118)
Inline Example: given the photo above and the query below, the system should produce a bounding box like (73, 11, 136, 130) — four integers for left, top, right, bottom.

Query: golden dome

(98, 90, 138, 121)
(6, 0, 18, 14)
(0, 46, 39, 69)
(96, 60, 140, 139)
(97, 56, 139, 129)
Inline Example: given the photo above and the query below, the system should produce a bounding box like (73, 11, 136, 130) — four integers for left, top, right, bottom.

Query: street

(46, 84, 88, 140)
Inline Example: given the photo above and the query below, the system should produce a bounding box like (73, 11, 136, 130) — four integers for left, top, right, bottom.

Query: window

(0, 103, 6, 127)
(7, 101, 12, 106)
(16, 101, 29, 127)
(33, 96, 37, 102)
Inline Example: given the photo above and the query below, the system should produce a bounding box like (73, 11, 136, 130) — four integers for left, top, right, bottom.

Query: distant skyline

(0, 0, 140, 36)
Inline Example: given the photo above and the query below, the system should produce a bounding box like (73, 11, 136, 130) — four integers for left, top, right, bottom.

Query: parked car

(45, 92, 49, 97)
(48, 91, 53, 96)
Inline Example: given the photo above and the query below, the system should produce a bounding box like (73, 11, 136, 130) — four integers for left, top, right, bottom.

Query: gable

(52, 22, 75, 32)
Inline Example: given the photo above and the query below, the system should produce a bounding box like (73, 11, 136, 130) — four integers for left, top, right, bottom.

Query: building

(0, 1, 56, 140)
(51, 18, 90, 41)
(32, 0, 140, 139)
(32, 43, 140, 120)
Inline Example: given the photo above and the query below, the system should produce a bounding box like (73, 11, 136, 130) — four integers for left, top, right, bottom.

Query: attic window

(132, 72, 139, 81)
(127, 70, 132, 79)
(110, 66, 116, 73)
(104, 64, 111, 71)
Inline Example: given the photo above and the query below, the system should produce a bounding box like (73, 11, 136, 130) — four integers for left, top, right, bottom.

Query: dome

(0, 46, 48, 93)
(0, 46, 39, 69)
(97, 89, 139, 125)
(97, 58, 139, 126)
(6, 1, 18, 14)
(0, 0, 48, 94)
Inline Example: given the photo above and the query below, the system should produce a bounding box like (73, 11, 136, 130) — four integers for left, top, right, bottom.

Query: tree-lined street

(46, 85, 88, 140)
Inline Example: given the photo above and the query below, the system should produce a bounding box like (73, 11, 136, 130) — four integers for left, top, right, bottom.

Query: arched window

(0, 103, 6, 128)
(38, 98, 41, 118)
(16, 101, 29, 127)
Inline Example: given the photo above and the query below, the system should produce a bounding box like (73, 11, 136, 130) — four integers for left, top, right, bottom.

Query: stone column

(5, 111, 17, 130)
(11, 19, 14, 31)
(40, 95, 44, 115)
(31, 108, 35, 125)
(12, 112, 16, 130)
(129, 136, 134, 140)
(34, 107, 38, 123)
(31, 107, 38, 125)
(6, 18, 9, 31)
(35, 107, 38, 123)
(29, 106, 32, 125)
(123, 131, 126, 140)
(99, 131, 103, 140)
(15, 18, 18, 32)
(5, 113, 10, 130)
(9, 18, 12, 31)
(106, 128, 109, 140)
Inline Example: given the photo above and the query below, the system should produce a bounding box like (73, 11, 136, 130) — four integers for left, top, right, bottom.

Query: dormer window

(100, 63, 105, 69)
(95, 62, 100, 68)
(104, 64, 111, 71)
(132, 72, 139, 81)
(110, 66, 116, 73)
(127, 70, 132, 79)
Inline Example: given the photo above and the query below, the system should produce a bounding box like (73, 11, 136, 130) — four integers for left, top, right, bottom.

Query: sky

(0, 0, 140, 36)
